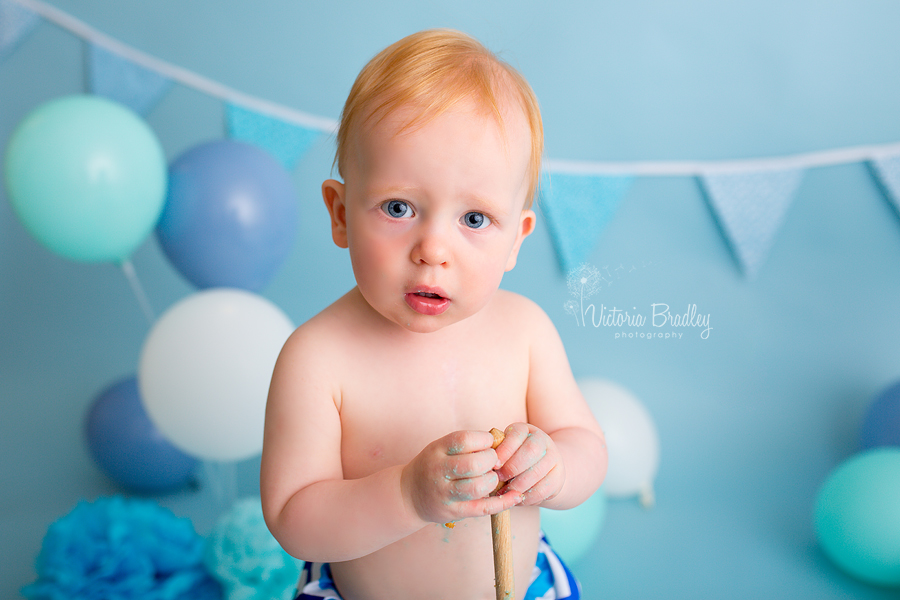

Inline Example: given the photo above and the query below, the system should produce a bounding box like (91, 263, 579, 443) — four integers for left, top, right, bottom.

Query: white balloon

(139, 288, 294, 461)
(579, 378, 659, 506)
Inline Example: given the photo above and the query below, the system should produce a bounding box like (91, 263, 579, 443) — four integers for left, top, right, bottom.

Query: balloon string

(119, 259, 155, 324)
(204, 460, 238, 515)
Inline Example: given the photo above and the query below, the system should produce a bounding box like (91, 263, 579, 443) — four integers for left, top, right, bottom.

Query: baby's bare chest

(336, 340, 530, 479)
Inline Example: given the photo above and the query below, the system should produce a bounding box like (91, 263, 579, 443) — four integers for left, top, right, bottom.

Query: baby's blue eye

(463, 212, 490, 229)
(383, 200, 413, 219)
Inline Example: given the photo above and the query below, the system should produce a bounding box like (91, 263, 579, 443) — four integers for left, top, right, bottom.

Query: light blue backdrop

(2, 1, 900, 598)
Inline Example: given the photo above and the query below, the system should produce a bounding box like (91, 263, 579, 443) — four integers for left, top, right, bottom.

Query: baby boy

(261, 29, 607, 600)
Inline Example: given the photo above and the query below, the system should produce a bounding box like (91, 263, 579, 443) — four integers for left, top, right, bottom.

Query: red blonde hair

(335, 29, 543, 208)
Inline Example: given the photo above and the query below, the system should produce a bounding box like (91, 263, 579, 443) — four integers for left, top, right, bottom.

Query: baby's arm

(260, 325, 520, 563)
(493, 300, 608, 509)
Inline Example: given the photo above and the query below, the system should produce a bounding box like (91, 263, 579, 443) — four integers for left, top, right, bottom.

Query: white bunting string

(9, 0, 900, 177)
(8, 0, 338, 133)
(6, 0, 900, 279)
(11, 0, 900, 177)
(545, 141, 900, 177)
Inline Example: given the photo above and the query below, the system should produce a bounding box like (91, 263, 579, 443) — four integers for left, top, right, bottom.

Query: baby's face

(326, 100, 535, 333)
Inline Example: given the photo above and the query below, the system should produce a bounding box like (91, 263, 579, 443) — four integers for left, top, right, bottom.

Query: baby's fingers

(495, 427, 548, 482)
(502, 452, 554, 496)
(444, 448, 499, 482)
(442, 430, 495, 456)
(447, 470, 501, 502)
(493, 423, 530, 467)
(517, 465, 564, 506)
(462, 488, 524, 519)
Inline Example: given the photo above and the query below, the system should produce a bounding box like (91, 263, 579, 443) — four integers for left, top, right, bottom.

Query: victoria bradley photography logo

(563, 263, 712, 339)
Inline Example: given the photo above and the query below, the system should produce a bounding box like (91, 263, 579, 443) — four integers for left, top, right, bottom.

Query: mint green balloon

(4, 95, 167, 262)
(815, 448, 900, 587)
(540, 488, 607, 563)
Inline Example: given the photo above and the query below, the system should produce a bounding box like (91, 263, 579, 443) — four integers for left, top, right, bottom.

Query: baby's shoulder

(488, 290, 555, 333)
(276, 292, 361, 364)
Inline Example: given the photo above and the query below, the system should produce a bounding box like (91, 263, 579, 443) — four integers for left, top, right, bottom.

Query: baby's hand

(493, 423, 565, 506)
(401, 430, 523, 524)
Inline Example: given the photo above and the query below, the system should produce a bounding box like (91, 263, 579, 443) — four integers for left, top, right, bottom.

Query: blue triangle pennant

(539, 171, 633, 273)
(700, 168, 804, 277)
(868, 154, 900, 219)
(88, 43, 173, 115)
(0, 0, 40, 60)
(225, 103, 322, 170)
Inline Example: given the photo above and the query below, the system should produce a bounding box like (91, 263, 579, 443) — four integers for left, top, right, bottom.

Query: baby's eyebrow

(461, 192, 512, 216)
(368, 185, 419, 199)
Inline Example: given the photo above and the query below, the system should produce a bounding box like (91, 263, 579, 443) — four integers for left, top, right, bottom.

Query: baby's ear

(505, 209, 536, 272)
(322, 179, 348, 248)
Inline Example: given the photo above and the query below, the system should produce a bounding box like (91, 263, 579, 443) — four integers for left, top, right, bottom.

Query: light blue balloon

(4, 95, 167, 262)
(540, 488, 607, 563)
(156, 140, 299, 292)
(814, 448, 900, 586)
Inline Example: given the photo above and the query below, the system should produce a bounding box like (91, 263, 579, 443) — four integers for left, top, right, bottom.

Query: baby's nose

(410, 224, 451, 266)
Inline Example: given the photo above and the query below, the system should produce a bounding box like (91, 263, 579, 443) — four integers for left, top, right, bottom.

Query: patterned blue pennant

(539, 171, 633, 273)
(701, 168, 804, 277)
(0, 0, 40, 60)
(869, 154, 900, 219)
(225, 103, 323, 170)
(88, 43, 173, 115)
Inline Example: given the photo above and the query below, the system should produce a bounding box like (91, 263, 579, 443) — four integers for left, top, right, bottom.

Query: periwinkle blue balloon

(861, 380, 900, 450)
(156, 140, 299, 291)
(85, 376, 198, 493)
(814, 448, 900, 586)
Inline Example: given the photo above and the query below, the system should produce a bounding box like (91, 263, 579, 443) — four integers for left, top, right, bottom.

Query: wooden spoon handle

(489, 428, 514, 600)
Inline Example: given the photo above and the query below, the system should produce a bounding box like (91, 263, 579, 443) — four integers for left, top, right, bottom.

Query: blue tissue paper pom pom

(204, 497, 302, 600)
(22, 496, 222, 600)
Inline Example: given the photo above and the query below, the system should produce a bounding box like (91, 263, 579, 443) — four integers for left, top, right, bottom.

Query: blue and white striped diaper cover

(293, 533, 581, 600)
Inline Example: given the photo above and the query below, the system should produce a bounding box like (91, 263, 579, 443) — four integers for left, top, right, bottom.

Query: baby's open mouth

(405, 290, 451, 316)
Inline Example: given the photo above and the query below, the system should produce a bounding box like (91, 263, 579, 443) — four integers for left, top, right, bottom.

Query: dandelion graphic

(563, 299, 580, 325)
(566, 263, 602, 326)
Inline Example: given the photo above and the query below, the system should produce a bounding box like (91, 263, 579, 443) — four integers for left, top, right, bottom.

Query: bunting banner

(88, 43, 173, 116)
(539, 172, 633, 272)
(225, 103, 323, 170)
(0, 0, 39, 59)
(4, 0, 900, 279)
(699, 168, 804, 277)
(869, 154, 900, 219)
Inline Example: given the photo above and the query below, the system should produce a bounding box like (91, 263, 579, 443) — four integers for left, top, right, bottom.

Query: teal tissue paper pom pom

(204, 497, 302, 600)
(22, 495, 221, 600)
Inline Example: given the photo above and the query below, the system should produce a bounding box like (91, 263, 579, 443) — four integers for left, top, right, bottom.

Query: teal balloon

(814, 448, 900, 587)
(540, 488, 607, 563)
(4, 95, 167, 262)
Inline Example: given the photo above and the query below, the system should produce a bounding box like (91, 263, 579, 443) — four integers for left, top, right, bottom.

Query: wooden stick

(489, 428, 514, 600)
